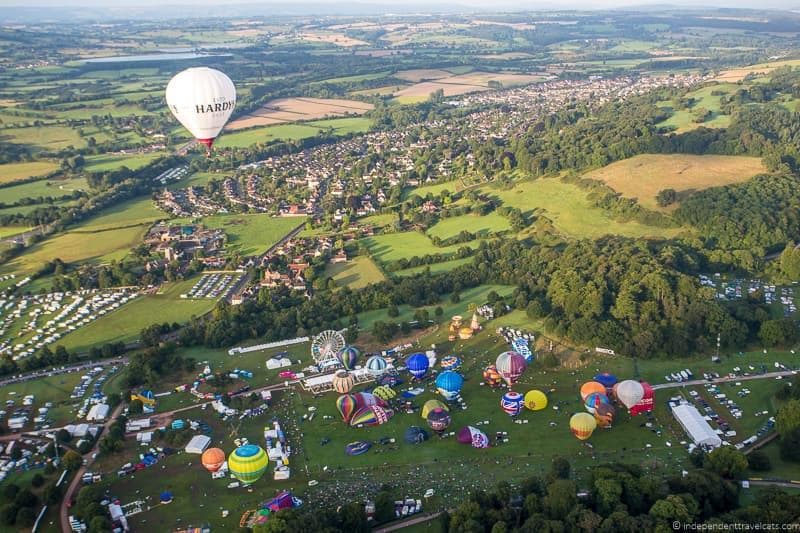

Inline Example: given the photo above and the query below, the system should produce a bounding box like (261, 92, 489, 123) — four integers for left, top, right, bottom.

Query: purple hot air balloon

(406, 353, 429, 379)
(337, 346, 360, 370)
(495, 351, 527, 386)
(336, 394, 359, 423)
(456, 426, 489, 448)
(426, 408, 452, 432)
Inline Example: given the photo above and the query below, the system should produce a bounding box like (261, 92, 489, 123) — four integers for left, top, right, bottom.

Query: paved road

(59, 402, 125, 533)
(374, 511, 444, 533)
(747, 479, 800, 489)
(651, 369, 797, 390)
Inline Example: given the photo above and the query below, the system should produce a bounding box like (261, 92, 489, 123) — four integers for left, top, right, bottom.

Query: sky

(0, 0, 798, 6)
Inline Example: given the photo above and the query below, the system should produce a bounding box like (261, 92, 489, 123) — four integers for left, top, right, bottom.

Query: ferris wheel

(311, 330, 346, 364)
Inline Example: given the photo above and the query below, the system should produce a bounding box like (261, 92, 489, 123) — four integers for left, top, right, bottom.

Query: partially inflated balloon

(594, 402, 616, 428)
(166, 67, 236, 150)
(201, 448, 225, 472)
(456, 426, 489, 448)
(615, 380, 645, 409)
(580, 381, 606, 401)
(421, 400, 448, 419)
(584, 392, 609, 415)
(570, 413, 597, 441)
(483, 365, 503, 387)
(350, 405, 393, 427)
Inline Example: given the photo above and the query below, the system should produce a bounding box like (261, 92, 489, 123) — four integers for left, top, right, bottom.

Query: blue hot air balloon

(435, 371, 464, 400)
(405, 353, 429, 379)
(594, 372, 618, 389)
(365, 355, 388, 377)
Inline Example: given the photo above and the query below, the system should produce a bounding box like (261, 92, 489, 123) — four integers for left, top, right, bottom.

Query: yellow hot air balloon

(421, 399, 449, 419)
(580, 381, 606, 401)
(570, 413, 597, 441)
(228, 445, 268, 484)
(524, 389, 548, 411)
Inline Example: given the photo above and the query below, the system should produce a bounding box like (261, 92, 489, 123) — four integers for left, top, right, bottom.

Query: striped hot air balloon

(228, 445, 268, 484)
(580, 381, 606, 401)
(332, 370, 354, 393)
(336, 394, 359, 423)
(500, 391, 524, 416)
(584, 392, 610, 415)
(365, 355, 388, 377)
(570, 413, 597, 441)
(440, 356, 462, 370)
(336, 346, 360, 370)
(456, 426, 489, 448)
(372, 385, 396, 401)
(421, 399, 448, 419)
(496, 351, 527, 386)
(350, 405, 394, 427)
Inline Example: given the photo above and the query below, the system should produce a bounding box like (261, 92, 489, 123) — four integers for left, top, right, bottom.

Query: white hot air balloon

(166, 67, 236, 151)
(615, 380, 645, 409)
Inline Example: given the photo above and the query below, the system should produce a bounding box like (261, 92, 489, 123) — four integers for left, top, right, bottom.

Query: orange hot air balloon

(570, 413, 597, 441)
(580, 381, 606, 401)
(201, 447, 226, 472)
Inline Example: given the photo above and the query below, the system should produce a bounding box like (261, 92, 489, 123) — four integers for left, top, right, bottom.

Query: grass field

(77, 196, 164, 232)
(0, 161, 58, 184)
(404, 180, 462, 199)
(0, 225, 146, 276)
(715, 58, 800, 82)
(198, 214, 304, 256)
(656, 83, 739, 132)
(392, 256, 473, 278)
(362, 231, 484, 266)
(227, 98, 373, 130)
(59, 277, 218, 352)
(426, 212, 511, 240)
(0, 225, 32, 238)
(83, 152, 168, 172)
(0, 176, 88, 204)
(325, 255, 386, 289)
(1, 124, 85, 150)
(584, 154, 767, 211)
(217, 117, 371, 149)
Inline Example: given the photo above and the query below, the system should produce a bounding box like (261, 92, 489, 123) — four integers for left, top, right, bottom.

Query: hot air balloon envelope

(435, 371, 464, 400)
(483, 365, 503, 387)
(580, 381, 606, 401)
(228, 444, 268, 484)
(201, 447, 226, 472)
(523, 389, 548, 411)
(345, 441, 371, 456)
(495, 351, 527, 386)
(336, 394, 359, 423)
(332, 370, 354, 394)
(426, 408, 452, 432)
(570, 413, 597, 441)
(406, 353, 429, 379)
(630, 382, 655, 415)
(594, 402, 616, 428)
(404, 426, 429, 444)
(440, 356, 462, 370)
(166, 67, 236, 149)
(456, 426, 489, 448)
(594, 373, 618, 389)
(366, 355, 388, 377)
(350, 405, 394, 427)
(500, 391, 524, 416)
(615, 380, 645, 409)
(421, 399, 448, 419)
(336, 346, 360, 370)
(584, 392, 610, 415)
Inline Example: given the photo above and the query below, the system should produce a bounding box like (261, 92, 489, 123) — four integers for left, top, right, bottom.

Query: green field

(58, 277, 219, 352)
(362, 231, 484, 266)
(77, 196, 164, 232)
(217, 117, 371, 149)
(356, 283, 514, 330)
(656, 83, 739, 133)
(479, 178, 687, 239)
(0, 161, 59, 184)
(1, 124, 85, 150)
(0, 225, 31, 238)
(198, 214, 304, 256)
(426, 212, 511, 240)
(83, 152, 168, 172)
(404, 180, 462, 199)
(0, 224, 146, 276)
(393, 256, 474, 277)
(313, 71, 390, 84)
(0, 176, 88, 204)
(325, 255, 386, 289)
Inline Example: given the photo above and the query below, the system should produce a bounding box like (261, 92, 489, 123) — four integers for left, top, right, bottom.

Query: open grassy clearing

(479, 178, 688, 239)
(0, 225, 146, 276)
(195, 214, 304, 256)
(58, 277, 218, 352)
(77, 196, 164, 232)
(0, 124, 85, 150)
(426, 212, 511, 240)
(83, 152, 168, 172)
(584, 154, 767, 211)
(0, 225, 32, 238)
(362, 231, 484, 266)
(715, 58, 800, 82)
(313, 71, 391, 84)
(0, 176, 88, 204)
(0, 199, 77, 217)
(393, 256, 474, 278)
(325, 255, 386, 289)
(404, 180, 462, 199)
(227, 98, 373, 130)
(217, 117, 371, 149)
(0, 161, 59, 184)
(656, 82, 739, 132)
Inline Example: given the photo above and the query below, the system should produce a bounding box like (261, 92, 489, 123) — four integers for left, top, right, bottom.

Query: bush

(747, 451, 772, 472)
(31, 473, 45, 488)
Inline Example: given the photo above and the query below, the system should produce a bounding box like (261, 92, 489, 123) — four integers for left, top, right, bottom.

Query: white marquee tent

(671, 403, 722, 448)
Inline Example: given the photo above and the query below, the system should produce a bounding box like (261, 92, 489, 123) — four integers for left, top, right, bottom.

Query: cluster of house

(0, 289, 138, 361)
(156, 186, 225, 217)
(143, 223, 227, 270)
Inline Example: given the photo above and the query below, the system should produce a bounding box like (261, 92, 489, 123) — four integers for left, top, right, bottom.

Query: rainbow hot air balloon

(201, 448, 226, 472)
(406, 353, 429, 379)
(336, 346, 360, 370)
(594, 402, 616, 428)
(350, 405, 394, 427)
(456, 426, 489, 448)
(228, 444, 268, 484)
(435, 371, 464, 401)
(570, 413, 597, 441)
(426, 408, 452, 432)
(336, 394, 359, 423)
(332, 370, 354, 394)
(421, 399, 448, 419)
(365, 355, 388, 377)
(500, 390, 524, 416)
(483, 365, 503, 387)
(495, 351, 526, 386)
(615, 380, 645, 409)
(353, 391, 384, 409)
(584, 392, 610, 415)
(580, 381, 606, 401)
(523, 389, 548, 411)
(166, 67, 236, 151)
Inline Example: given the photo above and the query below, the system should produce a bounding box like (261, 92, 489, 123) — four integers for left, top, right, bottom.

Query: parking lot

(181, 272, 240, 300)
